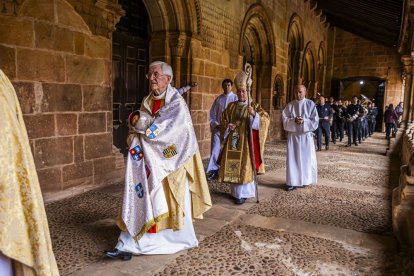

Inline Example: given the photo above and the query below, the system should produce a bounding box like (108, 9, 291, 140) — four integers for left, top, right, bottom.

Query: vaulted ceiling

(315, 0, 404, 47)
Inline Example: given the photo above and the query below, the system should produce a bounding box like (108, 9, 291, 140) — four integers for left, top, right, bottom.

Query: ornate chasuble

(118, 86, 212, 240)
(0, 70, 59, 276)
(219, 101, 270, 184)
(147, 97, 164, 233)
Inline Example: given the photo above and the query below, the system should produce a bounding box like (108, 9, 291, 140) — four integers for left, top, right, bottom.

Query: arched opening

(239, 4, 276, 112)
(317, 42, 326, 95)
(112, 0, 150, 155)
(339, 77, 386, 131)
(273, 74, 284, 109)
(287, 14, 304, 103)
(301, 43, 316, 98)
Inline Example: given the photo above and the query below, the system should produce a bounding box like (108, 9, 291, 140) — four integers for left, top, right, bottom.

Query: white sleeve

(303, 103, 319, 132)
(177, 84, 191, 95)
(209, 98, 220, 129)
(282, 105, 300, 133)
(251, 112, 260, 130)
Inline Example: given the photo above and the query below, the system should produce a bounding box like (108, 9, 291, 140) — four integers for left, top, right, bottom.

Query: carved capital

(0, 0, 21, 16)
(169, 33, 187, 56)
(95, 0, 125, 33)
(402, 55, 414, 73)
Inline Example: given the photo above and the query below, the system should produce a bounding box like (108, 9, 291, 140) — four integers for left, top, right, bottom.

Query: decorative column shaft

(402, 55, 414, 123)
(169, 33, 187, 87)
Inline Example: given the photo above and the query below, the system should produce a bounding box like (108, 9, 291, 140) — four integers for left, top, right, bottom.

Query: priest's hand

(295, 116, 304, 124)
(228, 123, 236, 131)
(248, 106, 256, 116)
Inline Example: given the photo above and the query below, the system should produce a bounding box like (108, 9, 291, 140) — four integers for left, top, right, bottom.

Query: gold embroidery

(163, 144, 178, 158)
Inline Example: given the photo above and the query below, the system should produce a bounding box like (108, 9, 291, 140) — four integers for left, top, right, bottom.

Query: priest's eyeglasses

(146, 72, 167, 79)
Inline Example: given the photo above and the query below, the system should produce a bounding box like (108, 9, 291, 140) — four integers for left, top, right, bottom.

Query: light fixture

(360, 80, 364, 85)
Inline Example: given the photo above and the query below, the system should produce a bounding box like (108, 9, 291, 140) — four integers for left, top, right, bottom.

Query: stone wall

(185, 0, 329, 153)
(332, 28, 403, 106)
(0, 0, 124, 196)
(393, 123, 414, 250)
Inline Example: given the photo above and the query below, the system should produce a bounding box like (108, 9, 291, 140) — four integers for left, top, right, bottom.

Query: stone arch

(19, 0, 90, 34)
(142, 0, 174, 32)
(238, 3, 276, 111)
(286, 13, 304, 103)
(317, 41, 327, 95)
(186, 0, 202, 35)
(142, 0, 198, 40)
(273, 74, 284, 109)
(141, 0, 199, 88)
(301, 42, 316, 98)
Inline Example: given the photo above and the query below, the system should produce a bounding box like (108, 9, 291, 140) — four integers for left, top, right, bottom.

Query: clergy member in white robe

(282, 84, 319, 191)
(105, 61, 211, 260)
(206, 79, 238, 181)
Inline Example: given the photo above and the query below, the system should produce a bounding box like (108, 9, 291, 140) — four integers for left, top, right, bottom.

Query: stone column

(401, 55, 413, 123)
(296, 50, 304, 86)
(402, 55, 413, 123)
(169, 33, 187, 88)
(321, 64, 327, 95)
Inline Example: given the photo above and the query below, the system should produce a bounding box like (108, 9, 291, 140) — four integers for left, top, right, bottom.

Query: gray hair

(149, 61, 173, 84)
(294, 84, 307, 91)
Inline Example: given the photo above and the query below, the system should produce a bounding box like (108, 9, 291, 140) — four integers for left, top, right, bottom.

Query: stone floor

(45, 132, 414, 275)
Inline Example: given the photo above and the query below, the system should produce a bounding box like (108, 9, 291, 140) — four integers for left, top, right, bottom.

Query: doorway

(112, 0, 149, 155)
(333, 77, 386, 132)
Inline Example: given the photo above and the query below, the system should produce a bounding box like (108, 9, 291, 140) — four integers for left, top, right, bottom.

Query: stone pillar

(169, 33, 187, 88)
(401, 55, 413, 124)
(393, 164, 414, 250)
(296, 50, 304, 85)
(321, 64, 327, 95)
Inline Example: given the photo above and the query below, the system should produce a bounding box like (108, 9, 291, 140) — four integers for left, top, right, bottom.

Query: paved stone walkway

(45, 133, 414, 275)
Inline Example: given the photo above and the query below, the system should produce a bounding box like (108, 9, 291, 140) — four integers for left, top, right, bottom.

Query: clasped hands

(294, 116, 304, 125)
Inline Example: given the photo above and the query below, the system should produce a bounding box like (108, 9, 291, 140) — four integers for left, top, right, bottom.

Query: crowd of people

(312, 95, 402, 149)
(314, 95, 377, 149)
(0, 60, 404, 272)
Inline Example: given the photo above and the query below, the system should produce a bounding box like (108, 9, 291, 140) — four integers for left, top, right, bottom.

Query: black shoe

(104, 249, 132, 261)
(316, 148, 321, 152)
(207, 170, 218, 181)
(285, 185, 296, 192)
(326, 146, 329, 150)
(346, 144, 351, 147)
(333, 141, 336, 145)
(234, 198, 246, 204)
(354, 142, 358, 146)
